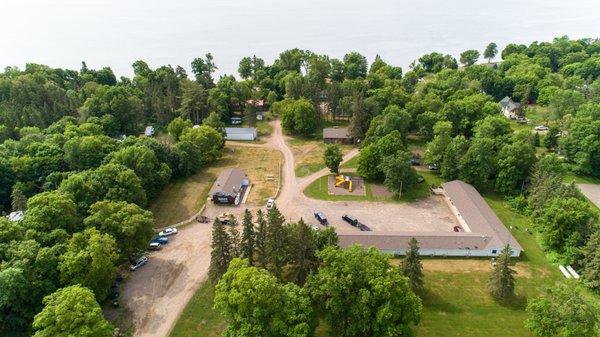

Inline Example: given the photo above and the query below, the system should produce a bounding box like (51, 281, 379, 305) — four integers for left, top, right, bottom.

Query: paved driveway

(578, 184, 600, 209)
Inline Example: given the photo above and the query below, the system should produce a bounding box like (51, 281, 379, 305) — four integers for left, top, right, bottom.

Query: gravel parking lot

(296, 195, 458, 232)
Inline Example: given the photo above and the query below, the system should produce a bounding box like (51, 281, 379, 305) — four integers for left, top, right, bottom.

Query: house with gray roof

(499, 96, 520, 119)
(209, 168, 250, 205)
(323, 127, 353, 144)
(338, 180, 522, 257)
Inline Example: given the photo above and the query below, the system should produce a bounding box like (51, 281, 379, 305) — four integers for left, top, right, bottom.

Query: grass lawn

(563, 172, 600, 184)
(150, 146, 282, 227)
(169, 188, 573, 337)
(303, 170, 443, 203)
(288, 137, 354, 177)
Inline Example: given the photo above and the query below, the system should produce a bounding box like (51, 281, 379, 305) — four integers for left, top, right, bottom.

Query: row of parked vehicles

(130, 226, 179, 271)
(312, 211, 371, 231)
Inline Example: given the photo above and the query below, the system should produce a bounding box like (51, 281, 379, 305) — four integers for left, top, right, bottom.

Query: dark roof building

(209, 168, 250, 205)
(323, 127, 352, 144)
(500, 96, 520, 119)
(338, 180, 522, 257)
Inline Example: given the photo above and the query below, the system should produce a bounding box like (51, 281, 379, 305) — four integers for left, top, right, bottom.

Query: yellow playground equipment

(335, 174, 353, 192)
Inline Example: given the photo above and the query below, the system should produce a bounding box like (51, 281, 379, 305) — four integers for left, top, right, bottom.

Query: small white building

(144, 126, 155, 136)
(499, 96, 520, 119)
(224, 127, 257, 141)
(7, 211, 24, 222)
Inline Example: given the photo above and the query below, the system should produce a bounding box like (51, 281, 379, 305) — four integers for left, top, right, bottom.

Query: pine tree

(228, 225, 241, 258)
(266, 205, 287, 278)
(290, 218, 316, 285)
(11, 185, 27, 211)
(240, 209, 255, 265)
(581, 231, 600, 293)
(489, 244, 516, 299)
(209, 218, 232, 282)
(402, 237, 424, 293)
(255, 209, 268, 268)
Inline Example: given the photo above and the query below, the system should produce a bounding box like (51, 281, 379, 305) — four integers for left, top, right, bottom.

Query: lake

(2, 0, 600, 77)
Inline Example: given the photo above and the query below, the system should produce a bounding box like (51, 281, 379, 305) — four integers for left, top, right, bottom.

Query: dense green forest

(1, 36, 599, 336)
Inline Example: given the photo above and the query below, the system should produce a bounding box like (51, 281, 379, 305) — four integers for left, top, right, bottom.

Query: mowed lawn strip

(288, 137, 354, 177)
(150, 146, 282, 227)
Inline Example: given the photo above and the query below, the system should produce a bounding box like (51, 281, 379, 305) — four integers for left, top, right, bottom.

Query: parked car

(108, 285, 120, 307)
(159, 227, 178, 237)
(342, 214, 358, 226)
(410, 155, 422, 166)
(314, 211, 328, 226)
(218, 212, 235, 224)
(266, 198, 275, 210)
(428, 163, 440, 171)
(416, 175, 425, 183)
(149, 242, 162, 250)
(152, 236, 168, 245)
(534, 125, 549, 131)
(130, 256, 148, 271)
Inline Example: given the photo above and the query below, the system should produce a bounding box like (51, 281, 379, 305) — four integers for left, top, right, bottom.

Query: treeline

(0, 115, 224, 335)
(209, 207, 423, 337)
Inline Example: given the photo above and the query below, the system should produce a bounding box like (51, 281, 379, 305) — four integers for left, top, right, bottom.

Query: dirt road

(123, 120, 450, 337)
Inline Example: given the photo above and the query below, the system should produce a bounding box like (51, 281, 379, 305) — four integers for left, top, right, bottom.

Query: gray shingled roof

(338, 180, 522, 253)
(441, 180, 522, 251)
(209, 168, 248, 197)
(323, 127, 350, 139)
(499, 96, 520, 112)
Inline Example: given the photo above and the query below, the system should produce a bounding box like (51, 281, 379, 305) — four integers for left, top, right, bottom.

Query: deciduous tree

(32, 285, 113, 337)
(323, 143, 343, 174)
(526, 283, 599, 337)
(58, 228, 118, 301)
(307, 246, 422, 337)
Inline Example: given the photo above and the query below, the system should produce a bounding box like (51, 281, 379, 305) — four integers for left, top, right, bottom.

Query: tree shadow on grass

(492, 292, 528, 311)
(419, 288, 464, 314)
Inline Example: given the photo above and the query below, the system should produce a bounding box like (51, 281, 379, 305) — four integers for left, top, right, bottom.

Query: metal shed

(225, 127, 257, 141)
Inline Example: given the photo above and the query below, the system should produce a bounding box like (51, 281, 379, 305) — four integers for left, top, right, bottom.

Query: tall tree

(424, 121, 452, 166)
(581, 231, 600, 293)
(484, 42, 498, 62)
(289, 219, 317, 286)
(214, 258, 316, 337)
(266, 206, 287, 278)
(255, 209, 268, 268)
(323, 143, 343, 174)
(58, 228, 118, 301)
(460, 49, 480, 66)
(307, 246, 422, 337)
(381, 151, 419, 197)
(402, 238, 424, 293)
(191, 53, 217, 88)
(32, 285, 113, 337)
(526, 282, 599, 337)
(209, 218, 232, 283)
(240, 209, 255, 265)
(488, 244, 516, 299)
(83, 200, 154, 260)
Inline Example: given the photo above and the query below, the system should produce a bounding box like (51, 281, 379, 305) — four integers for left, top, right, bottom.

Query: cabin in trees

(338, 180, 522, 257)
(499, 96, 520, 119)
(323, 127, 353, 144)
(209, 168, 250, 205)
(224, 127, 257, 141)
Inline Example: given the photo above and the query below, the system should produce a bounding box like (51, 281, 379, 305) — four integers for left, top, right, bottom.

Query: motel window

(492, 250, 497, 254)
